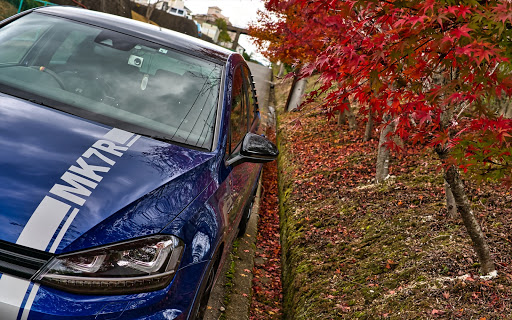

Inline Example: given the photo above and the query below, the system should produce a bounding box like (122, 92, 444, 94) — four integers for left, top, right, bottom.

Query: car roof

(32, 6, 235, 64)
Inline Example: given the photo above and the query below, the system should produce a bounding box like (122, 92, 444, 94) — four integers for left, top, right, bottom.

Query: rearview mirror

(226, 133, 278, 167)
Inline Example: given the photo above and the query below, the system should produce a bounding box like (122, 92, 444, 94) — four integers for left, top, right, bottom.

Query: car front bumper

(0, 261, 207, 320)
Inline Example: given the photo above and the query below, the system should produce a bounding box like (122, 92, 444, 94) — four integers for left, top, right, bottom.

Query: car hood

(0, 93, 216, 253)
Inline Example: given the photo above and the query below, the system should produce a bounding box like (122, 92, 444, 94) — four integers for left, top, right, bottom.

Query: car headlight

(34, 235, 184, 295)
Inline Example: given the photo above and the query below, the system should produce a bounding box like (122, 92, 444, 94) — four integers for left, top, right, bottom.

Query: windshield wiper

(144, 134, 209, 151)
(0, 84, 51, 108)
(148, 135, 175, 144)
(0, 63, 20, 69)
(26, 98, 52, 107)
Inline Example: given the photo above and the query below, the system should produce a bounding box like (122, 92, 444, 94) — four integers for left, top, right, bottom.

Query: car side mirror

(226, 133, 278, 167)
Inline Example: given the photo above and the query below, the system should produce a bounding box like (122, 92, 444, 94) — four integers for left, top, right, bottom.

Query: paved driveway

(247, 62, 272, 126)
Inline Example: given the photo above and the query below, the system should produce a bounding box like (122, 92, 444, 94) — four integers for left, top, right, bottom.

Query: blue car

(0, 6, 277, 320)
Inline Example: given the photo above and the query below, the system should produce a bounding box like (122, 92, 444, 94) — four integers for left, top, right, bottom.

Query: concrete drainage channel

(203, 179, 262, 320)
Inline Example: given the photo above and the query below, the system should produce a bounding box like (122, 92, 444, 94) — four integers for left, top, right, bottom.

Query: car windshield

(0, 13, 222, 149)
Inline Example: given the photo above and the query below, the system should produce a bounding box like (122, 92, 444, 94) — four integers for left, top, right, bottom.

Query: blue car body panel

(0, 262, 206, 319)
(0, 92, 215, 253)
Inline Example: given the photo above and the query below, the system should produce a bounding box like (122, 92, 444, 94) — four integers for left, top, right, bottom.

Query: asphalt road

(247, 61, 273, 122)
(203, 61, 273, 320)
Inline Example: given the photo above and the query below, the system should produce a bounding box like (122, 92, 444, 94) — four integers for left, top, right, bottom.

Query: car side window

(229, 66, 248, 154)
(243, 66, 258, 129)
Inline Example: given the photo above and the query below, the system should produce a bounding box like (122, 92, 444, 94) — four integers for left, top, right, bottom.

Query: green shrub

(5, 0, 48, 12)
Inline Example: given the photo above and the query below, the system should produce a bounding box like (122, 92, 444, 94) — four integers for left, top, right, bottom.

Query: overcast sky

(184, 0, 269, 62)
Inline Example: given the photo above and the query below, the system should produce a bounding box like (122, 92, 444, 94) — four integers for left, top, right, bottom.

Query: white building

(193, 6, 230, 25)
(235, 44, 245, 56)
(201, 22, 219, 43)
(132, 0, 190, 18)
(169, 0, 184, 9)
(207, 6, 225, 20)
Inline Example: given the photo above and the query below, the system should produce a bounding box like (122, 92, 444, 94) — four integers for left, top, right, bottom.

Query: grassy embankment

(0, 0, 16, 20)
(0, 1, 157, 26)
(276, 76, 512, 319)
(131, 10, 159, 26)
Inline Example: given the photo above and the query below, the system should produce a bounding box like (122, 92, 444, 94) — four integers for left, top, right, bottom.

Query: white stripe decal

(16, 196, 71, 250)
(49, 208, 79, 253)
(20, 284, 39, 320)
(0, 276, 31, 320)
(0, 128, 140, 318)
(126, 135, 141, 147)
(103, 128, 134, 144)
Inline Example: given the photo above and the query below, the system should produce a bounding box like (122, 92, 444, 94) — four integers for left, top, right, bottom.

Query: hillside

(131, 10, 158, 26)
(276, 79, 512, 319)
(0, 0, 16, 20)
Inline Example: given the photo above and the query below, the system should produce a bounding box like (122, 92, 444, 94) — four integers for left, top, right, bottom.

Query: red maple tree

(253, 0, 512, 276)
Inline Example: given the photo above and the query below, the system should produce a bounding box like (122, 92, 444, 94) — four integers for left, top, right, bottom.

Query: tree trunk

(375, 114, 395, 183)
(437, 149, 495, 275)
(146, 1, 162, 21)
(277, 63, 285, 78)
(497, 95, 512, 118)
(338, 100, 357, 130)
(146, 6, 154, 21)
(430, 67, 495, 275)
(284, 74, 298, 112)
(444, 179, 457, 219)
(345, 99, 357, 130)
(337, 110, 346, 125)
(364, 110, 374, 141)
(287, 77, 308, 112)
(503, 104, 512, 118)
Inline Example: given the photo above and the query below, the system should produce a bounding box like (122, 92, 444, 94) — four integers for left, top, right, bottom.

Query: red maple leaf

(450, 25, 472, 40)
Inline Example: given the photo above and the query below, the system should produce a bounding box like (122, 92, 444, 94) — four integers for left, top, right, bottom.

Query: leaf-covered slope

(277, 108, 512, 319)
